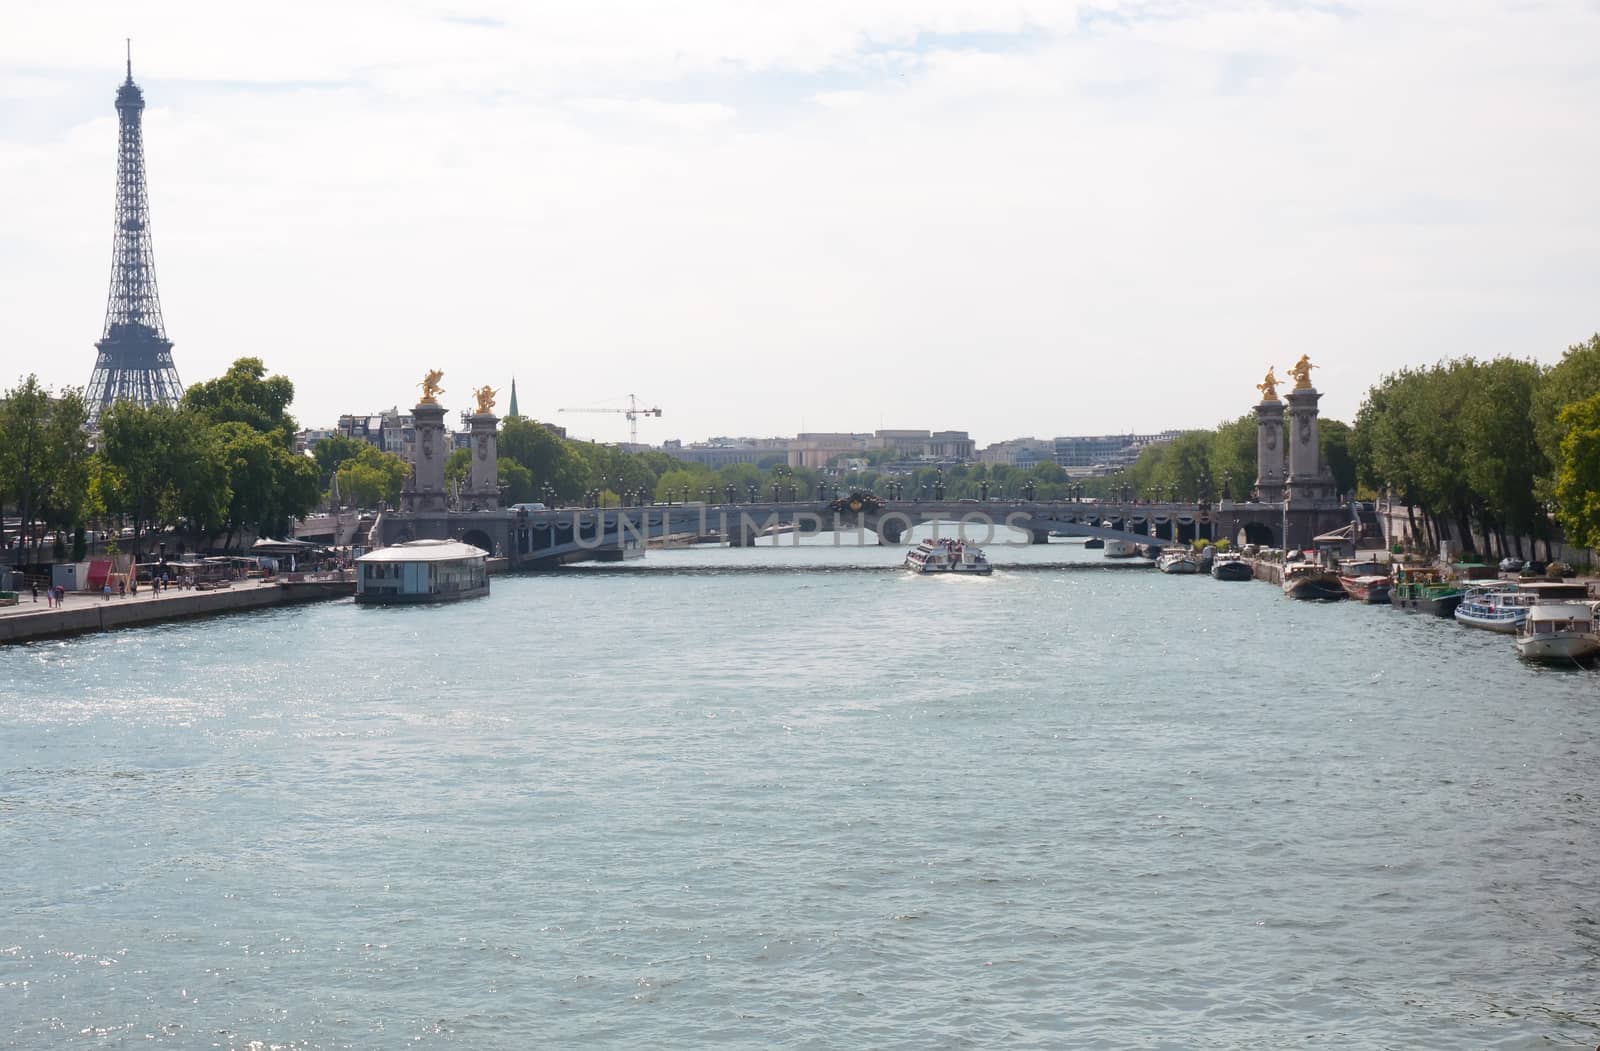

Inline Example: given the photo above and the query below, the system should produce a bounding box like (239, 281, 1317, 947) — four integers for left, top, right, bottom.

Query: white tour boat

(1513, 602, 1600, 662)
(1453, 582, 1533, 634)
(904, 538, 993, 575)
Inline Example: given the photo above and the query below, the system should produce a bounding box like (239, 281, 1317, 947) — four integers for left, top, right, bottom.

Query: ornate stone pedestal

(464, 411, 500, 511)
(401, 400, 448, 513)
(1254, 399, 1286, 504)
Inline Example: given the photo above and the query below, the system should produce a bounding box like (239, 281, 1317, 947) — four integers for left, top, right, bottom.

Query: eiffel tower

(85, 44, 183, 425)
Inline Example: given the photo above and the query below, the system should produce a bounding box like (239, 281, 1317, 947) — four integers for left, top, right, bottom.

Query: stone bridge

(375, 499, 1353, 568)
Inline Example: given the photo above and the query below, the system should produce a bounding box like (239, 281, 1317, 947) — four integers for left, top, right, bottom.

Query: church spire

(507, 377, 520, 418)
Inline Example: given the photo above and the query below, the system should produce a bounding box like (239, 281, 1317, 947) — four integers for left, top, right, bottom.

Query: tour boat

(1390, 565, 1464, 616)
(904, 538, 992, 575)
(1514, 603, 1600, 662)
(1453, 582, 1533, 634)
(1156, 549, 1199, 574)
(1104, 539, 1141, 559)
(1282, 561, 1347, 601)
(1210, 552, 1253, 581)
(1337, 558, 1393, 604)
(356, 539, 490, 604)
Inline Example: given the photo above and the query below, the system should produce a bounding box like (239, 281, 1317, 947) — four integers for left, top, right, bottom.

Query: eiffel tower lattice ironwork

(85, 44, 183, 424)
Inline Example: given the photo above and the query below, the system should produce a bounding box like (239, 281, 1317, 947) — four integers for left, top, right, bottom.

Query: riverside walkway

(0, 576, 353, 645)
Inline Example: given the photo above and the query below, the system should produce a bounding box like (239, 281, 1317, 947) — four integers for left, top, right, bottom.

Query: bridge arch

(461, 528, 496, 554)
(1238, 521, 1277, 547)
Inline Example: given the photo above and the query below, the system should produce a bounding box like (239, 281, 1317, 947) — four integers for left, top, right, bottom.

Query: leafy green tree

(1553, 392, 1600, 550)
(181, 357, 299, 446)
(500, 418, 588, 498)
(444, 447, 471, 492)
(208, 422, 318, 546)
(1, 376, 92, 565)
(312, 433, 367, 487)
(497, 459, 534, 504)
(99, 402, 197, 562)
(335, 445, 411, 509)
(1207, 415, 1257, 497)
(1319, 419, 1357, 497)
(1532, 333, 1600, 489)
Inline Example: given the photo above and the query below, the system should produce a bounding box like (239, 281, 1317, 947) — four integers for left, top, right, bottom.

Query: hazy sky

(4, 1, 1597, 445)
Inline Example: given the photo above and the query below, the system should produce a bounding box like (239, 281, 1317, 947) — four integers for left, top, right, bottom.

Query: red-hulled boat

(1338, 558, 1392, 604)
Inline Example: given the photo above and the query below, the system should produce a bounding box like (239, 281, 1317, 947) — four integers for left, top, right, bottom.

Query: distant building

(1052, 430, 1184, 471)
(978, 437, 1054, 466)
(788, 432, 869, 469)
(867, 429, 975, 462)
(296, 428, 336, 454)
(337, 408, 417, 461)
(664, 437, 789, 468)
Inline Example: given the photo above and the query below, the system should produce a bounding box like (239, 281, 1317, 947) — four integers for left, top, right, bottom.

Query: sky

(3, 1, 1598, 446)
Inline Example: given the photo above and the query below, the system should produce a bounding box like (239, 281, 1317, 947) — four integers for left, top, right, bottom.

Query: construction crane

(559, 394, 664, 444)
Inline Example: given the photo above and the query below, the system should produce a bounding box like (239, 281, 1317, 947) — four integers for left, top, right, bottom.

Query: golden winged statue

(418, 369, 445, 405)
(472, 385, 499, 415)
(1256, 366, 1280, 403)
(1289, 354, 1316, 390)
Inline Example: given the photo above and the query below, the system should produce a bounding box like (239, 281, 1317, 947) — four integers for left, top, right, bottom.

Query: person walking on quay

(102, 582, 112, 601)
(30, 580, 38, 603)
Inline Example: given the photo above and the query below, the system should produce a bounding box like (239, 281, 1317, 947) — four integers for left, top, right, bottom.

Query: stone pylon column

(467, 412, 500, 510)
(1285, 386, 1336, 504)
(402, 400, 448, 513)
(1254, 399, 1286, 503)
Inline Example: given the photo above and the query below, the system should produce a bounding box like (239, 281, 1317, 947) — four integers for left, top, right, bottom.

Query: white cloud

(2, 1, 1597, 443)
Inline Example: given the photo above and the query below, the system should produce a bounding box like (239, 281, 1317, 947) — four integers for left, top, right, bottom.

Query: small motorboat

(1104, 539, 1140, 559)
(1514, 603, 1600, 662)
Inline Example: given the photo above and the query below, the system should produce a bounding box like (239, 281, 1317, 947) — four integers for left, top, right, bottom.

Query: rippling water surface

(3, 538, 1598, 1048)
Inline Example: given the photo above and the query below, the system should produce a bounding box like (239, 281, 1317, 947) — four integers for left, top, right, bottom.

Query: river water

(3, 535, 1597, 1048)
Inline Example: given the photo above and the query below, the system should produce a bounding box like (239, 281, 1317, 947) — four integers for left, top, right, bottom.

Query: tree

(1, 376, 92, 566)
(180, 357, 299, 446)
(444, 447, 471, 492)
(499, 418, 587, 498)
(1207, 415, 1257, 497)
(1553, 392, 1600, 550)
(1532, 333, 1600, 488)
(335, 445, 411, 509)
(209, 422, 319, 546)
(498, 459, 534, 504)
(312, 433, 367, 487)
(1319, 419, 1357, 498)
(98, 401, 194, 562)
